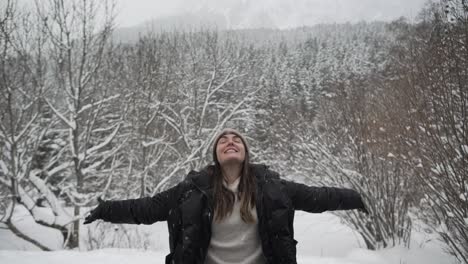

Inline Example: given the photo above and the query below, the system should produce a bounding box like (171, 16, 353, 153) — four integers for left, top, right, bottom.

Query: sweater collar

(223, 176, 241, 192)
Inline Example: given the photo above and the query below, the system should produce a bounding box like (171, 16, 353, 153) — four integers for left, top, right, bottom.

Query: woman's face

(216, 133, 246, 166)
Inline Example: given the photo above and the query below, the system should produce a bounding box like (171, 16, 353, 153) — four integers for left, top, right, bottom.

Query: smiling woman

(207, 129, 262, 263)
(212, 129, 254, 223)
(84, 128, 368, 264)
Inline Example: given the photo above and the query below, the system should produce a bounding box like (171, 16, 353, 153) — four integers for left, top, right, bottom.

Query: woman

(84, 128, 368, 264)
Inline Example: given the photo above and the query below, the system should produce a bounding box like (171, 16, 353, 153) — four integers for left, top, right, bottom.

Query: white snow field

(0, 206, 456, 264)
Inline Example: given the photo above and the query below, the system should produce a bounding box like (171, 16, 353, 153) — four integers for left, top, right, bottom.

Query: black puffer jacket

(98, 164, 366, 264)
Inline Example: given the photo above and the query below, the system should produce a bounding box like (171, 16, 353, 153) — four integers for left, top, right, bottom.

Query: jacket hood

(187, 163, 279, 191)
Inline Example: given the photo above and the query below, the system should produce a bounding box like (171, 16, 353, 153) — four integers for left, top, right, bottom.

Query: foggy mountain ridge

(112, 0, 415, 43)
(112, 9, 277, 43)
(111, 11, 391, 44)
(114, 0, 428, 28)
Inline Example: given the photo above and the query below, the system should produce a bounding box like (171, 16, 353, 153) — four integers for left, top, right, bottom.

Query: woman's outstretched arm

(283, 180, 368, 213)
(84, 181, 188, 225)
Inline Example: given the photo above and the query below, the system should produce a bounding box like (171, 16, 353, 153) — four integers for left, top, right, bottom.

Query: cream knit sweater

(205, 177, 266, 264)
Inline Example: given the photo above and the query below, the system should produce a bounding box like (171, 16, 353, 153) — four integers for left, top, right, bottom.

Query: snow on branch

(13, 113, 39, 143)
(85, 123, 121, 156)
(0, 160, 9, 175)
(82, 137, 128, 175)
(45, 99, 76, 130)
(28, 171, 72, 225)
(77, 94, 121, 115)
(142, 136, 168, 148)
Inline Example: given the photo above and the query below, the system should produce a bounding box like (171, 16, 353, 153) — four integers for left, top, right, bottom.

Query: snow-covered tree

(35, 0, 120, 248)
(0, 0, 76, 250)
(387, 1, 468, 261)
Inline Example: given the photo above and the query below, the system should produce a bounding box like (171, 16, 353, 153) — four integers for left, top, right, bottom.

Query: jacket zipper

(190, 178, 213, 263)
(190, 168, 268, 263)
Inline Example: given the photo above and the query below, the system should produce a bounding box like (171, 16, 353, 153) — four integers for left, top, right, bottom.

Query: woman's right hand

(83, 197, 105, 224)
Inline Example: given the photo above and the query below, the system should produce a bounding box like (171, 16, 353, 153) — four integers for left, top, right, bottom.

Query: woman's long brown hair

(211, 132, 256, 223)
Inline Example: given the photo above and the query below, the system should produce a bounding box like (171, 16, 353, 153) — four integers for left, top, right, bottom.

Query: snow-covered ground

(0, 207, 457, 264)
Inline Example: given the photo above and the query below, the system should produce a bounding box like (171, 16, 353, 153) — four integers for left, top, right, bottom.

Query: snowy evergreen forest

(0, 0, 467, 263)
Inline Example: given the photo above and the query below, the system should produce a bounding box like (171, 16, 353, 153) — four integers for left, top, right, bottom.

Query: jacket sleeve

(98, 181, 186, 225)
(283, 180, 366, 213)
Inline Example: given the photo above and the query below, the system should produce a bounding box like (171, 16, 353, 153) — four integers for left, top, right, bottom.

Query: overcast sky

(114, 0, 429, 29)
(14, 0, 431, 29)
